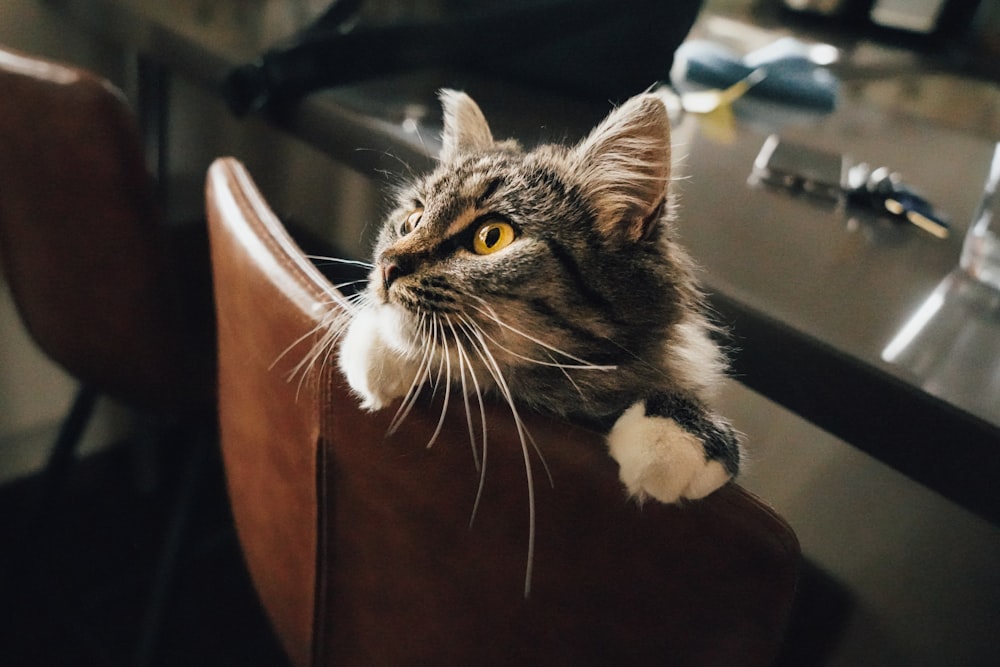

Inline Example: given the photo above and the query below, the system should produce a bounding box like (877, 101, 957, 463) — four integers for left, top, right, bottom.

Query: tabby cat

(335, 89, 741, 506)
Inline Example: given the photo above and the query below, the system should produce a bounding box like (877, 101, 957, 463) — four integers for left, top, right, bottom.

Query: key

(846, 164, 950, 239)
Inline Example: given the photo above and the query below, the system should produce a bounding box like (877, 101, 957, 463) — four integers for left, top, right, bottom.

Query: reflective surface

(671, 106, 999, 429)
(883, 270, 1000, 423)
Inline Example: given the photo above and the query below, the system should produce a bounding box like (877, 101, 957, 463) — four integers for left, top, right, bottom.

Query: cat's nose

(381, 262, 400, 290)
(380, 256, 414, 290)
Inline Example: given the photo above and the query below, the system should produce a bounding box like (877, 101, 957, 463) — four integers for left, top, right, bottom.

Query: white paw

(337, 306, 419, 411)
(606, 403, 732, 504)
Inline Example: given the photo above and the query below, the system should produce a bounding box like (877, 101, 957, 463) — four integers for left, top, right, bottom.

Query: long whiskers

(276, 287, 369, 399)
(386, 312, 437, 436)
(471, 320, 617, 372)
(462, 315, 555, 488)
(305, 255, 375, 270)
(468, 297, 618, 371)
(278, 272, 612, 598)
(425, 315, 454, 450)
(449, 320, 482, 472)
(446, 318, 489, 524)
(456, 314, 542, 598)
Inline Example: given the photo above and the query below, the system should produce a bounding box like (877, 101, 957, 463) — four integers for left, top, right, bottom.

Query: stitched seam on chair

(214, 160, 338, 666)
(310, 432, 329, 666)
(311, 364, 337, 667)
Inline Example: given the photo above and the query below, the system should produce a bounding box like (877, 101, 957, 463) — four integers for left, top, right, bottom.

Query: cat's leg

(606, 393, 741, 503)
(337, 306, 422, 411)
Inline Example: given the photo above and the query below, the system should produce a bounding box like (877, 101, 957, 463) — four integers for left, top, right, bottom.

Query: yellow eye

(401, 208, 423, 234)
(473, 220, 516, 255)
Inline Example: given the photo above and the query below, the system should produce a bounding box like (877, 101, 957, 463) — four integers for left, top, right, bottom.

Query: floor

(719, 382, 1000, 667)
(0, 428, 290, 667)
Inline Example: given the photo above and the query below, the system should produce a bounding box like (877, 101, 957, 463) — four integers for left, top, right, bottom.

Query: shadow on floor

(0, 435, 290, 667)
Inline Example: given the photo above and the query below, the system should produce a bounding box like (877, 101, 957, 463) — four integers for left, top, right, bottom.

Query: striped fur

(336, 90, 741, 505)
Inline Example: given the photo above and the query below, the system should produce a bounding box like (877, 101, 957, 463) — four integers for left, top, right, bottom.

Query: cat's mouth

(377, 268, 464, 317)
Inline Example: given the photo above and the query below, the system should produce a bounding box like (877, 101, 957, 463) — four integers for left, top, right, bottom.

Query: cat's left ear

(571, 94, 671, 243)
(439, 89, 494, 162)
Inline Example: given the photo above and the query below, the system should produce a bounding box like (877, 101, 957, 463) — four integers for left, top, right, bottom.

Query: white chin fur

(372, 304, 417, 356)
(607, 402, 731, 504)
(337, 304, 420, 411)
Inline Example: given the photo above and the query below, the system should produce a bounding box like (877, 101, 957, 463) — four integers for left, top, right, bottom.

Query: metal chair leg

(134, 424, 210, 667)
(33, 383, 99, 531)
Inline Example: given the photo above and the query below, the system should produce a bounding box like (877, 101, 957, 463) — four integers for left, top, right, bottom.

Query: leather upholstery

(206, 157, 800, 667)
(207, 158, 325, 667)
(0, 46, 213, 409)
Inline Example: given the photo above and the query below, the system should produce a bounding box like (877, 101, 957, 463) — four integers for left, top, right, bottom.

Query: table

(34, 0, 1000, 523)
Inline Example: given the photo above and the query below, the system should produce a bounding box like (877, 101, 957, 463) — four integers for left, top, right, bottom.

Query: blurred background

(1, 0, 999, 665)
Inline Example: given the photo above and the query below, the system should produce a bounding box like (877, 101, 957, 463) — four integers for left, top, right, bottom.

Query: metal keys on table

(751, 134, 950, 238)
(844, 163, 950, 239)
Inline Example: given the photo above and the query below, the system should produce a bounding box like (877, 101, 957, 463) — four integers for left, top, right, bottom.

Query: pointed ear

(571, 94, 672, 242)
(439, 89, 494, 162)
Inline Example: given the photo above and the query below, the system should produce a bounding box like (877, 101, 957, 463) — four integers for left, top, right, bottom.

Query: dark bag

(223, 0, 703, 116)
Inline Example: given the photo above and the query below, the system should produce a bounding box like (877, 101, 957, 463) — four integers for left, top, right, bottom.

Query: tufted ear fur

(439, 89, 495, 162)
(571, 94, 672, 243)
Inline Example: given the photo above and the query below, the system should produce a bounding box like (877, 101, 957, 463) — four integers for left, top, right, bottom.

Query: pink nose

(381, 262, 401, 291)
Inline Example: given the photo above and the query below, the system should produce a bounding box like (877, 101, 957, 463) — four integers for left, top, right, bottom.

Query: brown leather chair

(207, 156, 800, 667)
(0, 46, 215, 663)
(0, 45, 214, 411)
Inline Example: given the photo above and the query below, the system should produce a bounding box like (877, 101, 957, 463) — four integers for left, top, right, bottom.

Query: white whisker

(387, 312, 435, 436)
(458, 315, 537, 597)
(329, 278, 371, 292)
(459, 313, 555, 486)
(425, 315, 453, 450)
(548, 350, 588, 400)
(450, 320, 480, 472)
(426, 314, 447, 403)
(305, 255, 375, 269)
(447, 318, 489, 526)
(273, 295, 355, 374)
(274, 253, 373, 397)
(468, 297, 617, 371)
(474, 323, 616, 372)
(274, 290, 367, 400)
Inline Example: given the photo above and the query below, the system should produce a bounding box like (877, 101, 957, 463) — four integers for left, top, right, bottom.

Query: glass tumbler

(961, 142, 1000, 291)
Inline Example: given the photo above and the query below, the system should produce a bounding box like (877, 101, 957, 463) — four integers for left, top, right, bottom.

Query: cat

(334, 89, 742, 506)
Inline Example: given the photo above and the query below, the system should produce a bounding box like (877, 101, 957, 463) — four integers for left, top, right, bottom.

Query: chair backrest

(0, 46, 211, 408)
(206, 156, 800, 667)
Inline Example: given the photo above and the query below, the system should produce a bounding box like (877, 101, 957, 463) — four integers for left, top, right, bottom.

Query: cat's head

(364, 89, 693, 403)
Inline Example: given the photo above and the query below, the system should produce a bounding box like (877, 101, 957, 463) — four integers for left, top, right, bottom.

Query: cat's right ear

(571, 94, 672, 244)
(439, 89, 494, 162)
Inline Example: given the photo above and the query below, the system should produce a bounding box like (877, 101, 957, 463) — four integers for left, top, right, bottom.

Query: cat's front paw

(606, 401, 737, 504)
(337, 306, 419, 411)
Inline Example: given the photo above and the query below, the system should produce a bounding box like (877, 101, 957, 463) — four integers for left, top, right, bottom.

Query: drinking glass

(961, 142, 1000, 291)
